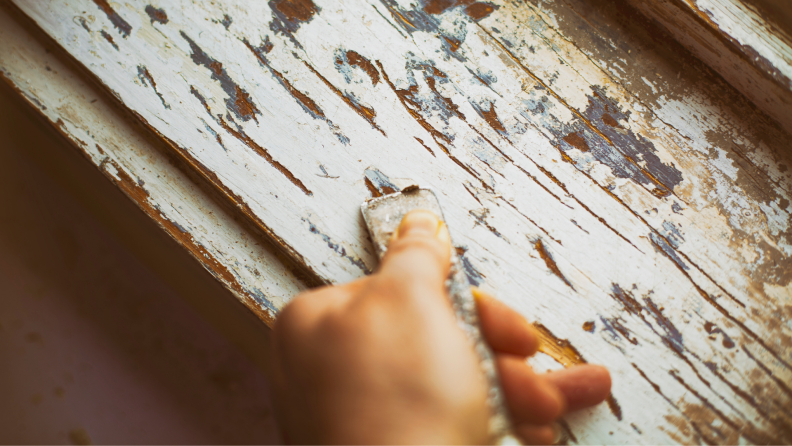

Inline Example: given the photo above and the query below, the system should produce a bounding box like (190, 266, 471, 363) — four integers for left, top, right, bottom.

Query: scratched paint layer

(9, 0, 792, 442)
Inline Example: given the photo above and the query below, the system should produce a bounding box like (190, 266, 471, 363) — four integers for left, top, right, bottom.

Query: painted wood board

(0, 5, 309, 327)
(5, 0, 792, 442)
(624, 0, 792, 132)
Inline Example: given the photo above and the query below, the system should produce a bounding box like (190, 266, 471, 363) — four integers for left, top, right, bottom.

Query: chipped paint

(181, 32, 260, 122)
(144, 4, 168, 24)
(363, 167, 399, 197)
(534, 239, 574, 290)
(136, 65, 169, 109)
(189, 86, 313, 195)
(99, 29, 118, 50)
(91, 0, 131, 37)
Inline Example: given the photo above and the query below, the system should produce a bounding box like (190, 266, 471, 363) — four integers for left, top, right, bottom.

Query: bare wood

(3, 0, 791, 442)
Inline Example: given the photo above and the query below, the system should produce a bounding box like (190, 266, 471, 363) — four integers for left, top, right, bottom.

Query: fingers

(497, 355, 565, 425)
(378, 210, 452, 293)
(544, 364, 612, 413)
(498, 357, 610, 426)
(473, 288, 539, 357)
(514, 424, 557, 445)
(498, 360, 610, 445)
(476, 289, 610, 417)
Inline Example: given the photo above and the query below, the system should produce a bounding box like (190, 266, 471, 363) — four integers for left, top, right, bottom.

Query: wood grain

(624, 0, 792, 131)
(3, 0, 791, 442)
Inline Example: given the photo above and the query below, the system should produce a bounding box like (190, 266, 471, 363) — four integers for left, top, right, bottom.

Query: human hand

(271, 210, 611, 444)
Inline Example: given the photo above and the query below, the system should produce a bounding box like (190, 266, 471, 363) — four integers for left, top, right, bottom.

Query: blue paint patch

(650, 232, 688, 270)
(598, 316, 638, 345)
(644, 297, 684, 355)
(364, 168, 399, 195)
(584, 87, 682, 194)
(661, 220, 685, 248)
(248, 286, 279, 313)
(519, 83, 683, 197)
(459, 253, 484, 286)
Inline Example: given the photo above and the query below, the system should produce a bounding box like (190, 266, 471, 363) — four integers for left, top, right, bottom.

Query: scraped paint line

(92, 0, 131, 37)
(300, 58, 386, 137)
(534, 239, 574, 290)
(189, 86, 313, 196)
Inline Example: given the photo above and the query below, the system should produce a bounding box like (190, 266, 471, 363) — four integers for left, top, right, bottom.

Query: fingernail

(552, 423, 564, 445)
(396, 210, 442, 239)
(471, 287, 488, 303)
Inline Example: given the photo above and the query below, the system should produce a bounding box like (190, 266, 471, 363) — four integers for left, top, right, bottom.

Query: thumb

(378, 210, 452, 292)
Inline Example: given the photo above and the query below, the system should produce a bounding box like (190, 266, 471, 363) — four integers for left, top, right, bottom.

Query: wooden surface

(743, 0, 792, 35)
(625, 0, 792, 132)
(2, 0, 791, 443)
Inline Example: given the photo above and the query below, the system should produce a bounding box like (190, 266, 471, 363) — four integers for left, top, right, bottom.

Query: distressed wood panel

(743, 0, 792, 35)
(6, 0, 792, 442)
(0, 5, 309, 326)
(624, 0, 792, 131)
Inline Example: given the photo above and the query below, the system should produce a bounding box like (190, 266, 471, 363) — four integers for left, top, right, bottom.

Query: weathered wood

(4, 0, 791, 442)
(624, 0, 792, 131)
(0, 4, 308, 326)
(743, 0, 792, 35)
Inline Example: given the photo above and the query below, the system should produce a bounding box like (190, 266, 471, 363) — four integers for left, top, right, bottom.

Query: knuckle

(277, 285, 364, 340)
(273, 296, 307, 336)
(274, 288, 328, 336)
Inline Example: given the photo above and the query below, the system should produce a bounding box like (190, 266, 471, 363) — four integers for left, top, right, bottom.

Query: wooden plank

(0, 4, 309, 326)
(5, 0, 791, 442)
(624, 0, 792, 131)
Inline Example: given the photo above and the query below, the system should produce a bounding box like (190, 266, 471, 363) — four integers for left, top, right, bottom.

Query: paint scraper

(361, 187, 518, 444)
